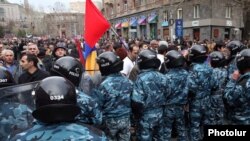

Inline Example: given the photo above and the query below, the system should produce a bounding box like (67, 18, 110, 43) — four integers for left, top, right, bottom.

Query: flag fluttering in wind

(84, 0, 110, 48)
(84, 0, 110, 75)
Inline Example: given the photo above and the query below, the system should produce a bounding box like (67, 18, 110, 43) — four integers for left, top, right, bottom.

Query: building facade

(70, 0, 103, 13)
(43, 13, 84, 38)
(0, 2, 27, 25)
(103, 0, 244, 41)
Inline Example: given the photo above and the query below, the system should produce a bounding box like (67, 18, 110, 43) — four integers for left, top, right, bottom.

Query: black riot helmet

(165, 50, 185, 68)
(0, 66, 16, 88)
(137, 49, 161, 70)
(52, 41, 67, 58)
(188, 44, 207, 63)
(50, 56, 83, 86)
(226, 40, 245, 57)
(209, 51, 227, 68)
(32, 76, 80, 123)
(96, 51, 123, 76)
(236, 49, 250, 74)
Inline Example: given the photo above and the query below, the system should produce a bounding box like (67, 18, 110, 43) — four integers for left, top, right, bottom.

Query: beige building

(0, 2, 27, 26)
(0, 1, 45, 36)
(103, 0, 245, 41)
(70, 0, 103, 13)
(43, 13, 84, 38)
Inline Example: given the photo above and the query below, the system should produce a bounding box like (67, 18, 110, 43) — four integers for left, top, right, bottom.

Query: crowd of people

(0, 36, 250, 141)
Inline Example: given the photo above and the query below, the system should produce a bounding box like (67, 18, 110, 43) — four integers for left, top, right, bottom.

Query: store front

(162, 20, 169, 41)
(130, 17, 137, 39)
(193, 28, 200, 41)
(148, 12, 158, 39)
(122, 18, 129, 39)
(138, 15, 147, 40)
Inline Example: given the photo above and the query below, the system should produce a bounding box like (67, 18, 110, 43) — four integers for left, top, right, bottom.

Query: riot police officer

(95, 51, 133, 141)
(163, 50, 189, 140)
(223, 49, 250, 124)
(209, 51, 228, 125)
(132, 49, 169, 141)
(224, 40, 245, 79)
(0, 66, 33, 141)
(0, 66, 15, 88)
(10, 76, 107, 140)
(187, 45, 216, 141)
(50, 56, 102, 125)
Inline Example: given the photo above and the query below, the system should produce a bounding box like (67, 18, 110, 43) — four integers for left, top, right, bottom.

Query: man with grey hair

(26, 42, 39, 56)
(150, 40, 158, 52)
(26, 43, 46, 71)
(1, 49, 20, 82)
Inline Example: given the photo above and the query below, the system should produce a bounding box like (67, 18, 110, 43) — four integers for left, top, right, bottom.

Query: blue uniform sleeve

(223, 79, 242, 108)
(77, 91, 102, 125)
(132, 78, 145, 107)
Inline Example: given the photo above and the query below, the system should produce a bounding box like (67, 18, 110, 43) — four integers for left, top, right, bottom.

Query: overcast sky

(8, 0, 103, 12)
(8, 0, 71, 11)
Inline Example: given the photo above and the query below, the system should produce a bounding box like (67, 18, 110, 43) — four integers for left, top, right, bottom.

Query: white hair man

(26, 42, 47, 71)
(1, 49, 20, 81)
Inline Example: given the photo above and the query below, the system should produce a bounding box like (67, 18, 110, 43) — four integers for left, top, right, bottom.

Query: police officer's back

(187, 45, 216, 141)
(162, 50, 189, 140)
(223, 49, 250, 124)
(10, 76, 107, 140)
(209, 51, 228, 125)
(95, 51, 133, 141)
(132, 49, 169, 141)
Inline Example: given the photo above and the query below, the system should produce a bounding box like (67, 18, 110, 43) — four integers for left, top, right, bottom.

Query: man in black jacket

(18, 54, 49, 84)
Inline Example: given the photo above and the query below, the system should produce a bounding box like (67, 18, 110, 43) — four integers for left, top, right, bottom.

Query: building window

(117, 4, 120, 13)
(124, 0, 128, 11)
(111, 7, 114, 15)
(226, 6, 232, 18)
(140, 0, 145, 5)
(163, 10, 168, 21)
(193, 4, 200, 18)
(177, 8, 183, 19)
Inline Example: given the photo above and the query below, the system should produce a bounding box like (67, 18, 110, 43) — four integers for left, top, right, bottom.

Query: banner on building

(175, 19, 183, 38)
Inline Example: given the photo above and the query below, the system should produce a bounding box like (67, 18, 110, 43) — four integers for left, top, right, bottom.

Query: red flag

(84, 0, 110, 48)
(75, 39, 85, 65)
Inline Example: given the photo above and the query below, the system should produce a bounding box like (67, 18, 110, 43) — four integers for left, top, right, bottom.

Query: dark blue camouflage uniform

(227, 58, 237, 79)
(187, 62, 216, 141)
(223, 72, 250, 124)
(76, 89, 102, 125)
(79, 72, 95, 95)
(163, 68, 189, 141)
(10, 122, 107, 141)
(132, 69, 169, 141)
(211, 67, 228, 125)
(94, 73, 133, 141)
(0, 102, 33, 141)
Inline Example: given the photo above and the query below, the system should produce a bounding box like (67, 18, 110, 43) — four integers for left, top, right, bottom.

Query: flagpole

(100, 7, 129, 49)
(110, 26, 120, 38)
(110, 26, 129, 50)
